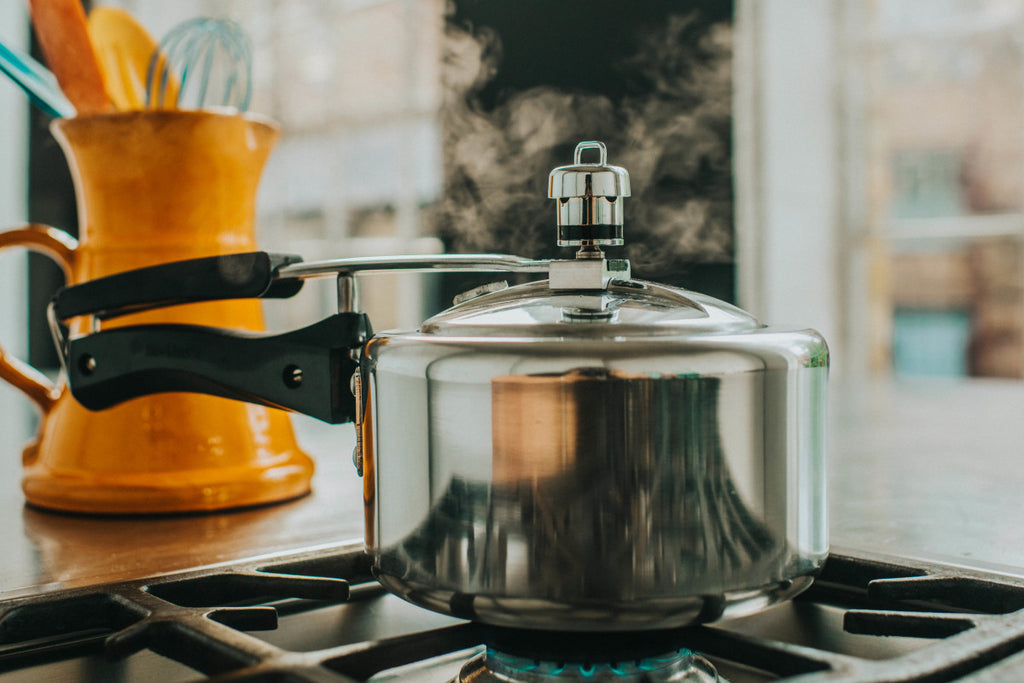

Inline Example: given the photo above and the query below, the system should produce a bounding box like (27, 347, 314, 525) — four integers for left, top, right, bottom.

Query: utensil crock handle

(0, 225, 77, 414)
(65, 313, 371, 425)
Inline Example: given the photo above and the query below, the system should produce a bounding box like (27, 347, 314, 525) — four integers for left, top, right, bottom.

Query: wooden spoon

(87, 6, 164, 111)
(28, 0, 112, 114)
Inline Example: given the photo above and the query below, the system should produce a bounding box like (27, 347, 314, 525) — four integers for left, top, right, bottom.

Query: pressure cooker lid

(420, 278, 762, 339)
(419, 140, 760, 339)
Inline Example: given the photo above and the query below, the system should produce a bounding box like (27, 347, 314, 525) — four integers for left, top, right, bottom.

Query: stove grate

(0, 546, 1023, 682)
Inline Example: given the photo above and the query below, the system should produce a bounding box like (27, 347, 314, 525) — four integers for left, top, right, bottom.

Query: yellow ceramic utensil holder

(0, 110, 314, 514)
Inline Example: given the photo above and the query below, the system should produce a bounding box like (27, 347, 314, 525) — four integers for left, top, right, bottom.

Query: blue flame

(486, 648, 695, 679)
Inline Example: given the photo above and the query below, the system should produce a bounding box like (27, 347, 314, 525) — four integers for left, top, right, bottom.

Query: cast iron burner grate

(2, 543, 1024, 681)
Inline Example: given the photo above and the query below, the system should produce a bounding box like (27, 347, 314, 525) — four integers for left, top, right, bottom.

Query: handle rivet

(283, 365, 303, 388)
(79, 355, 97, 376)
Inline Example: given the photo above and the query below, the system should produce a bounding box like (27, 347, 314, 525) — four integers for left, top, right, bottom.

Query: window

(738, 0, 1024, 382)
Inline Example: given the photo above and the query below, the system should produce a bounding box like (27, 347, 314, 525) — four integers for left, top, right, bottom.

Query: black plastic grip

(65, 313, 371, 424)
(53, 252, 305, 322)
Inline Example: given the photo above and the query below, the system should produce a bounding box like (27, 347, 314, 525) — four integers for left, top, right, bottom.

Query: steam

(435, 10, 734, 276)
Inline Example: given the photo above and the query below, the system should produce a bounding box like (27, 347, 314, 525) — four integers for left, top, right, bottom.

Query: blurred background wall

(4, 0, 1024, 410)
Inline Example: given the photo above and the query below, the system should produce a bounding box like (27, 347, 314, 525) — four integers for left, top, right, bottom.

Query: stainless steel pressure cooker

(52, 141, 829, 631)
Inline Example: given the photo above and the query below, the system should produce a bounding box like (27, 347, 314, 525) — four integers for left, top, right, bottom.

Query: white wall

(735, 0, 843, 372)
(0, 3, 36, 444)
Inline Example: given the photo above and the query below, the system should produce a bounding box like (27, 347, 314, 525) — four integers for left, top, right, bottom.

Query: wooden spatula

(28, 0, 112, 114)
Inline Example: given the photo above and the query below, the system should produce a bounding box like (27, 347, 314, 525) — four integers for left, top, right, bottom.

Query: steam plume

(434, 8, 734, 278)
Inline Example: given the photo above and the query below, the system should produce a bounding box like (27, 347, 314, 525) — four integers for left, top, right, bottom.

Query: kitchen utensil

(0, 110, 312, 514)
(147, 17, 252, 111)
(87, 6, 163, 110)
(28, 0, 111, 114)
(53, 142, 828, 629)
(0, 38, 76, 118)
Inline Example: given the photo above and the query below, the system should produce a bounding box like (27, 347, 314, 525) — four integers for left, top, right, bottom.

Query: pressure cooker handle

(52, 251, 305, 321)
(65, 313, 371, 424)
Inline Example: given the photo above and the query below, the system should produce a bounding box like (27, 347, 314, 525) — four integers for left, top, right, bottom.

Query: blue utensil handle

(0, 38, 76, 118)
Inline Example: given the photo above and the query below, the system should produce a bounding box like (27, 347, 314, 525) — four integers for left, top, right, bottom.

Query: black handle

(66, 313, 371, 424)
(53, 252, 305, 321)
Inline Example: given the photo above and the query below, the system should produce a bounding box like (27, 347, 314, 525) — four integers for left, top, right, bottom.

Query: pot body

(361, 325, 828, 631)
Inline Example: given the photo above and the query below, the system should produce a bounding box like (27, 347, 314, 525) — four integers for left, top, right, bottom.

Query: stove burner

(457, 647, 719, 682)
(456, 628, 720, 682)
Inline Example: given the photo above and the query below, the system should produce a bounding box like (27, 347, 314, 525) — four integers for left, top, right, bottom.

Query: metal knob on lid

(548, 141, 631, 249)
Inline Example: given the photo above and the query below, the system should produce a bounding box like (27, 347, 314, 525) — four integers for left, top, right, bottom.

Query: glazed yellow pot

(0, 110, 313, 514)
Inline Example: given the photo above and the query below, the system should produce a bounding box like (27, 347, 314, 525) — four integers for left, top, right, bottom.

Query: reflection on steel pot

(52, 141, 828, 631)
(365, 286, 827, 630)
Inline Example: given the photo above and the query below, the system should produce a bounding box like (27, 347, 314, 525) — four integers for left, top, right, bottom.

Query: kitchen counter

(0, 405, 366, 597)
(1, 375, 1022, 599)
(830, 377, 1024, 575)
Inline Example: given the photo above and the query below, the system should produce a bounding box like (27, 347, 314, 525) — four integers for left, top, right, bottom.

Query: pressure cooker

(51, 141, 829, 631)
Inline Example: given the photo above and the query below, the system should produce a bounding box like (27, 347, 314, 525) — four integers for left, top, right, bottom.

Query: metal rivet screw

(283, 365, 303, 388)
(79, 355, 97, 375)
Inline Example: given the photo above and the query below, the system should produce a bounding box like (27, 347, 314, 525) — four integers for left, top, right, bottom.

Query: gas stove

(3, 540, 1024, 682)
